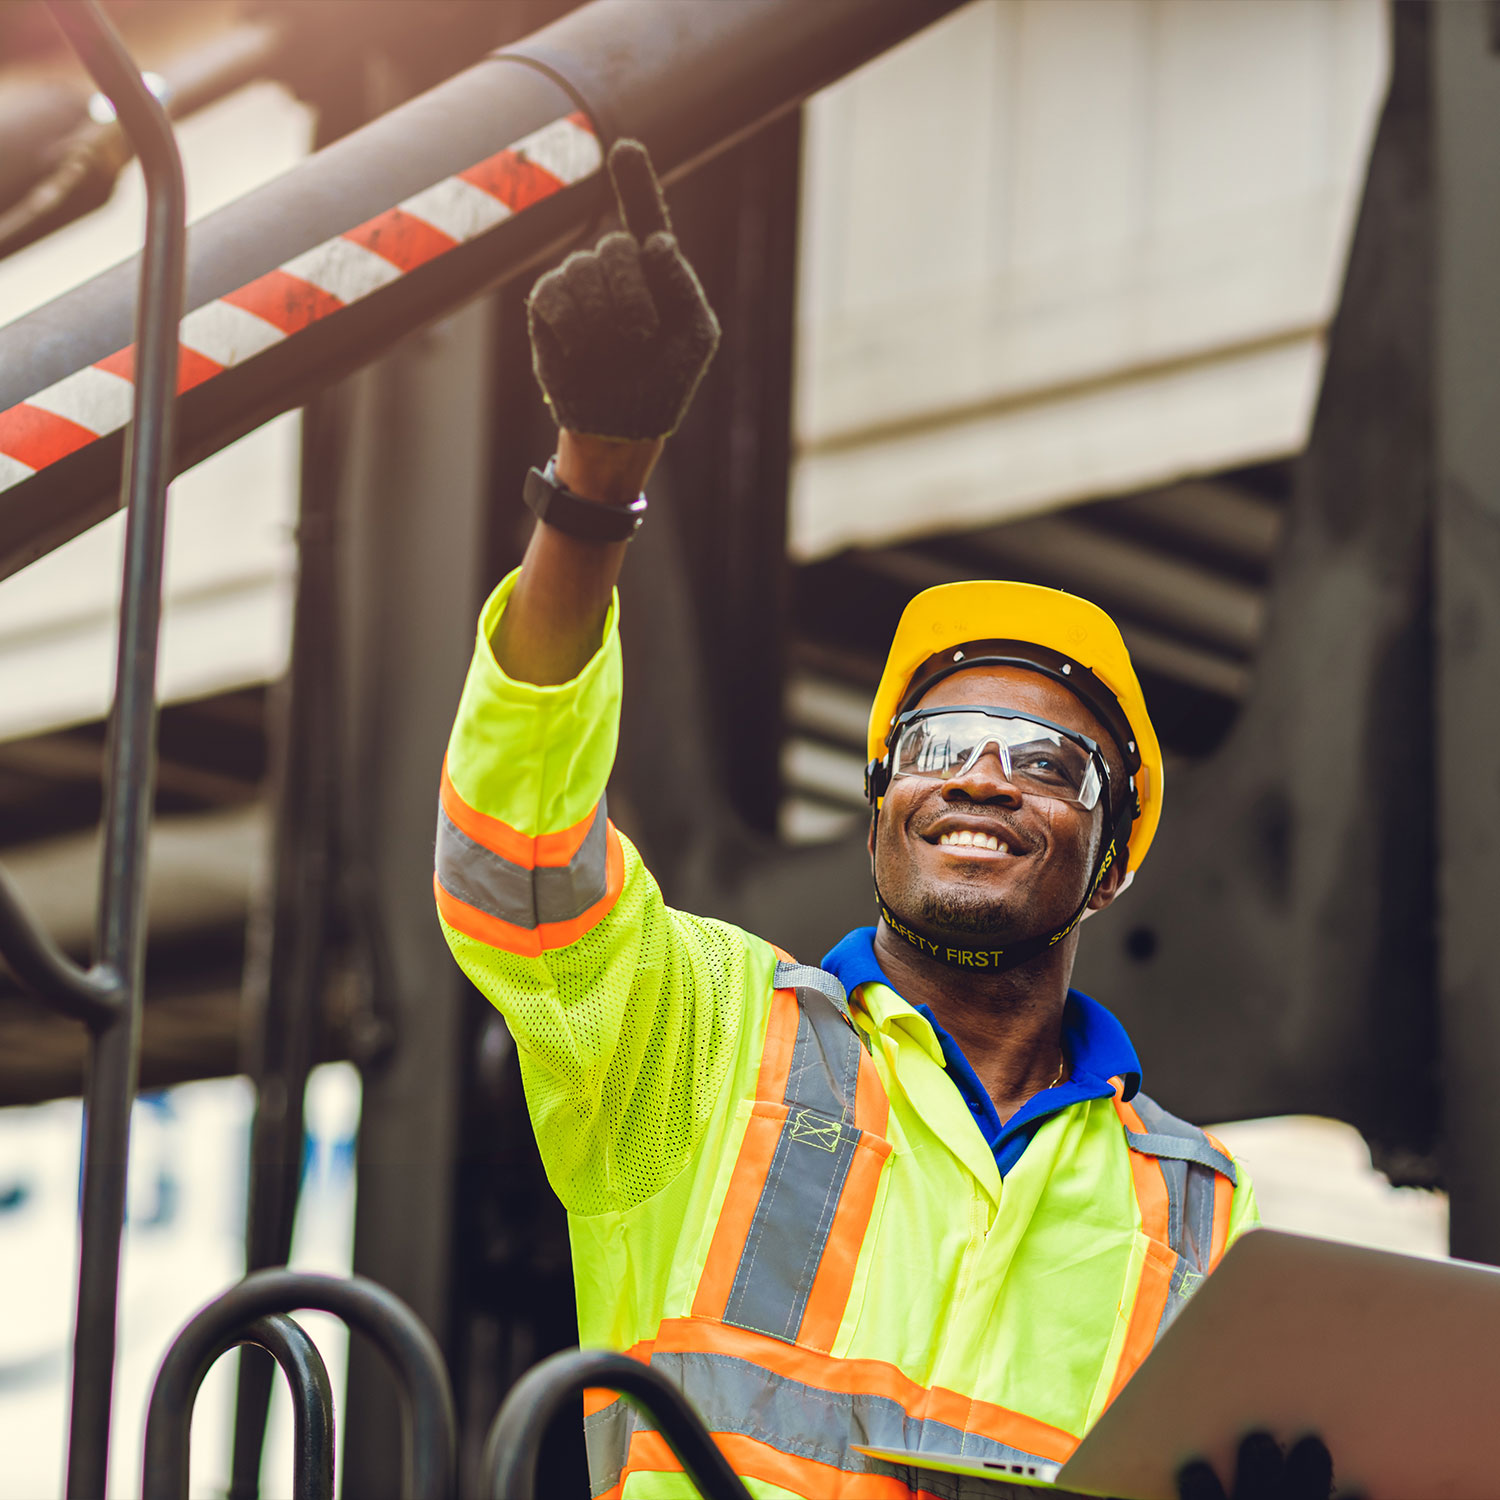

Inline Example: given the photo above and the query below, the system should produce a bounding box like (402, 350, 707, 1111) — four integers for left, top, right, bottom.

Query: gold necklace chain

(1045, 1053, 1068, 1090)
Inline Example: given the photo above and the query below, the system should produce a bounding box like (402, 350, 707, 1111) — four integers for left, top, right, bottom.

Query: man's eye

(1014, 750, 1067, 780)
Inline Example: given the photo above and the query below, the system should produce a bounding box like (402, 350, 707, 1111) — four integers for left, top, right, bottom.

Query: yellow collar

(851, 981, 947, 1067)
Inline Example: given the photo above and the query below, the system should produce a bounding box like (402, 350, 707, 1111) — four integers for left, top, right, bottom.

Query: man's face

(870, 666, 1126, 945)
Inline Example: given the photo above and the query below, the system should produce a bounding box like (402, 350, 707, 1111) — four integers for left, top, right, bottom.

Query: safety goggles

(887, 708, 1108, 811)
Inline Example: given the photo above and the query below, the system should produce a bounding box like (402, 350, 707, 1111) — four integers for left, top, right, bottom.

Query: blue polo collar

(820, 926, 1142, 1176)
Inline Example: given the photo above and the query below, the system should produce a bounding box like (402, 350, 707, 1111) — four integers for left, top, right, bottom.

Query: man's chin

(901, 890, 1027, 943)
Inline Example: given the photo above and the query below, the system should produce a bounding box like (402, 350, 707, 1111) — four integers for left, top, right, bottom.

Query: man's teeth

(938, 830, 1004, 851)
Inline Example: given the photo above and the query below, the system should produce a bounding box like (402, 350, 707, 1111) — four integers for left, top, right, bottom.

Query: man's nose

(942, 745, 1023, 805)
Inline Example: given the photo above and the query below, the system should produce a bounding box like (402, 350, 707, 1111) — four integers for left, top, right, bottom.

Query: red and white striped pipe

(0, 111, 600, 496)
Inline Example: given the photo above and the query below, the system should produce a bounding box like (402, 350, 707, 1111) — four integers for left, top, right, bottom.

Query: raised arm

(493, 139, 719, 685)
(436, 142, 773, 1222)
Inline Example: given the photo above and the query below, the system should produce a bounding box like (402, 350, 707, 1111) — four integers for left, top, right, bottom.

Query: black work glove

(1176, 1432, 1362, 1500)
(526, 138, 721, 440)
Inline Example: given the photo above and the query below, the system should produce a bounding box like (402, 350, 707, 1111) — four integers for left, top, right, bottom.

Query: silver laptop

(856, 1227, 1499, 1500)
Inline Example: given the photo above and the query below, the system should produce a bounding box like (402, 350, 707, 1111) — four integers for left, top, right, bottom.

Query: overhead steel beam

(0, 0, 966, 583)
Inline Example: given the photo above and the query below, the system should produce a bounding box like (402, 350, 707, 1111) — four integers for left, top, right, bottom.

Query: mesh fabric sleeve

(435, 570, 772, 1218)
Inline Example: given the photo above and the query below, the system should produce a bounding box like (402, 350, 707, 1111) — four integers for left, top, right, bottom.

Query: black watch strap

(523, 459, 647, 542)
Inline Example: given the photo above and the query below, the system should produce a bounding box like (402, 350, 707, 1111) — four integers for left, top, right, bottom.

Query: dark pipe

(143, 1270, 455, 1500)
(482, 1349, 754, 1500)
(0, 0, 966, 581)
(0, 864, 119, 1027)
(0, 17, 285, 260)
(38, 4, 187, 1496)
(190, 1315, 334, 1500)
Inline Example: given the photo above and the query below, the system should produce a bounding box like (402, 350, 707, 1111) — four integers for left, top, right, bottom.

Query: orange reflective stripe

(433, 821, 624, 955)
(643, 1319, 1078, 1464)
(796, 1133, 893, 1352)
(1208, 1164, 1234, 1268)
(584, 1359, 650, 1420)
(756, 988, 800, 1104)
(439, 757, 599, 867)
(434, 873, 541, 954)
(622, 1427, 942, 1499)
(691, 1102, 787, 1320)
(854, 1041, 889, 1135)
(1108, 1236, 1175, 1405)
(1108, 1097, 1175, 1405)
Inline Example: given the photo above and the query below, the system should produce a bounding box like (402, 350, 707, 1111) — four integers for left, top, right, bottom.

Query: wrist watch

(523, 456, 648, 542)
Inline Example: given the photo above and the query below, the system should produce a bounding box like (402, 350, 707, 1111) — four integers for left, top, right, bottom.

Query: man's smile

(918, 813, 1036, 859)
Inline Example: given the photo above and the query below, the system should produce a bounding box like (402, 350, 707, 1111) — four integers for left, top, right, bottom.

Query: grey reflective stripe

(584, 1349, 1056, 1498)
(1126, 1092, 1235, 1339)
(1159, 1252, 1208, 1339)
(719, 968, 873, 1342)
(1124, 1092, 1238, 1185)
(434, 796, 609, 929)
(1122, 1129, 1237, 1181)
(783, 976, 861, 1119)
(1180, 1150, 1219, 1269)
(722, 1106, 859, 1338)
(773, 960, 851, 1021)
(584, 1396, 634, 1497)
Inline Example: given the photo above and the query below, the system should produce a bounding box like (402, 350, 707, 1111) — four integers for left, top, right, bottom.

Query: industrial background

(0, 0, 1492, 1494)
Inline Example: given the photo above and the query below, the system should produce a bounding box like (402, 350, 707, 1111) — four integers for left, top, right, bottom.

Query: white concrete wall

(792, 0, 1390, 558)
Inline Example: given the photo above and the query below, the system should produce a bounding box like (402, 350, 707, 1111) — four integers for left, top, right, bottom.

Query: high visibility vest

(435, 574, 1254, 1500)
(585, 961, 1239, 1500)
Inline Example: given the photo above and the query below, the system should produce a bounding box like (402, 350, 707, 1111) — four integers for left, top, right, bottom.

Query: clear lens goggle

(888, 708, 1107, 811)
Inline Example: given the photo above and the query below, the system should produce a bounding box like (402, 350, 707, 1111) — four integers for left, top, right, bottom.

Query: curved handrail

(482, 1348, 753, 1500)
(199, 1315, 334, 1500)
(142, 1269, 455, 1500)
(34, 4, 188, 1495)
(0, 864, 118, 1027)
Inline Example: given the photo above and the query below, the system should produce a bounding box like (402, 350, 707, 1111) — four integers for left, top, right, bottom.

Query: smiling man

(436, 143, 1269, 1500)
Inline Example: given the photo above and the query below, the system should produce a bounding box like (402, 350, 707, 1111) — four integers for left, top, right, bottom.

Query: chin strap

(873, 797, 1136, 974)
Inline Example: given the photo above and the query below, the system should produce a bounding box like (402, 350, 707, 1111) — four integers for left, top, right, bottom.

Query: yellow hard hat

(865, 580, 1164, 870)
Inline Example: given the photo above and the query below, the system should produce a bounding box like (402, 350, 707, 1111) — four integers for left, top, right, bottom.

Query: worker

(436, 142, 1344, 1500)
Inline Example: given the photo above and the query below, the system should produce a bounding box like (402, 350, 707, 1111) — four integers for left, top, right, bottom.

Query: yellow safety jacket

(436, 574, 1259, 1500)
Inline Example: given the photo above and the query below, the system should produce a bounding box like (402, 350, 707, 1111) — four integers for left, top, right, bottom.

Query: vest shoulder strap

(771, 959, 871, 1055)
(772, 958, 849, 1016)
(1122, 1090, 1237, 1185)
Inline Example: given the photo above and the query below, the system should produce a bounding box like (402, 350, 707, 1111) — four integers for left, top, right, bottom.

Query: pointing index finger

(607, 138, 672, 241)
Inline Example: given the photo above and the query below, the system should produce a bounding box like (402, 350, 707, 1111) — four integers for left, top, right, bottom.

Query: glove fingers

(560, 249, 611, 329)
(596, 232, 659, 342)
(1175, 1459, 1229, 1500)
(1232, 1431, 1285, 1500)
(1283, 1435, 1334, 1500)
(640, 231, 721, 351)
(527, 270, 583, 358)
(608, 138, 671, 240)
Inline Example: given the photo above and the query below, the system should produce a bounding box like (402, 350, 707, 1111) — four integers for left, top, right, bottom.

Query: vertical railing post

(36, 3, 187, 1493)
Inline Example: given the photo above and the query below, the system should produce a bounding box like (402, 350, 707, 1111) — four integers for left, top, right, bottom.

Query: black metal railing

(154, 1313, 335, 1500)
(142, 1270, 455, 1500)
(0, 2, 184, 1492)
(483, 1350, 754, 1500)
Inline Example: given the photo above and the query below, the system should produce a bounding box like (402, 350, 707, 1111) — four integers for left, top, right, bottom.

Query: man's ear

(866, 810, 878, 872)
(1086, 846, 1131, 913)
